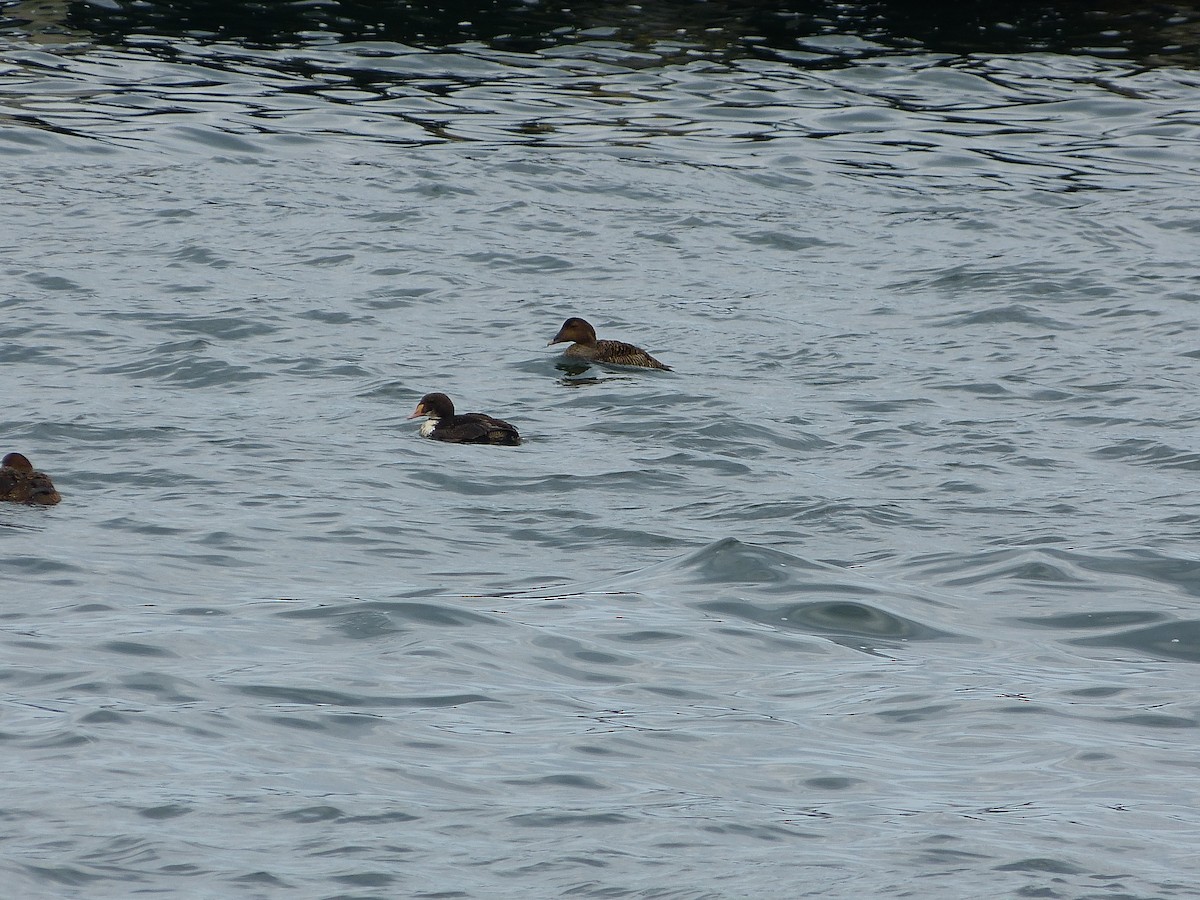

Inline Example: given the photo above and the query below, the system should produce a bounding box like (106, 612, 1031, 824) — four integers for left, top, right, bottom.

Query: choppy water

(3, 2, 1200, 897)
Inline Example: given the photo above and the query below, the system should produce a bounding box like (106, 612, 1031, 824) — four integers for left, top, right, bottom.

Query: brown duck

(549, 317, 671, 370)
(408, 393, 522, 446)
(1, 452, 61, 505)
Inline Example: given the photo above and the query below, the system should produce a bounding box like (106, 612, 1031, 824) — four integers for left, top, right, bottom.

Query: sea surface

(3, 2, 1200, 897)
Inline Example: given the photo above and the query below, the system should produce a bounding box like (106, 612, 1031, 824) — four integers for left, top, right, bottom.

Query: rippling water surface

(3, 3, 1200, 897)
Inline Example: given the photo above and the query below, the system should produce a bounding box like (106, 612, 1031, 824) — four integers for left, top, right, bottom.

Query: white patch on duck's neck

(418, 416, 439, 437)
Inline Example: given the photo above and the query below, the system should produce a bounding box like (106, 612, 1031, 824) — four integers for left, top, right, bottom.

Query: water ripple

(5, 18, 1200, 898)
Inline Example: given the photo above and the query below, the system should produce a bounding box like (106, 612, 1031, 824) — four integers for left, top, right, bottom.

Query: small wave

(699, 597, 956, 655)
(103, 310, 279, 340)
(916, 547, 1200, 600)
(232, 683, 495, 708)
(98, 346, 263, 388)
(654, 536, 831, 586)
(274, 599, 503, 640)
(1092, 438, 1200, 471)
(545, 538, 963, 655)
(1070, 619, 1200, 665)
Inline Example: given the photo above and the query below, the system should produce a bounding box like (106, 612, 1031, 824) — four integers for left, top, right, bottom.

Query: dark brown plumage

(548, 317, 671, 370)
(1, 452, 61, 505)
(408, 393, 521, 446)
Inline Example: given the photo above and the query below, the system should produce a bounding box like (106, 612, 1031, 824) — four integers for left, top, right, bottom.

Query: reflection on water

(2, 0, 1199, 67)
(3, 28, 1197, 179)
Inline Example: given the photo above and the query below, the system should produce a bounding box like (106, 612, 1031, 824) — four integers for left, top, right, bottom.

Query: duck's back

(567, 338, 670, 370)
(434, 413, 522, 446)
(0, 465, 60, 505)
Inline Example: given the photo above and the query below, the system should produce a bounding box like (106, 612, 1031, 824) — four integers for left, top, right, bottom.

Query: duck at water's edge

(408, 393, 522, 446)
(548, 317, 671, 370)
(1, 452, 61, 505)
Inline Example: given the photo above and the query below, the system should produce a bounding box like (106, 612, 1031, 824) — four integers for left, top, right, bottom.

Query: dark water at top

(13, 0, 1200, 63)
(3, 2, 1200, 898)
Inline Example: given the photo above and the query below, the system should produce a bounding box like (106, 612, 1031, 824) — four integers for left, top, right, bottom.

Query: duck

(408, 393, 521, 446)
(548, 317, 671, 370)
(0, 452, 61, 505)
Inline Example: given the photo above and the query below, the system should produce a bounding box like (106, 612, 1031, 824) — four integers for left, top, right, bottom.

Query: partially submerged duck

(0, 452, 61, 505)
(549, 317, 671, 370)
(408, 393, 522, 446)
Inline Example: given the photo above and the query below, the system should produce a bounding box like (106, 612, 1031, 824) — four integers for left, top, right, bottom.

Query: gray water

(3, 9, 1200, 899)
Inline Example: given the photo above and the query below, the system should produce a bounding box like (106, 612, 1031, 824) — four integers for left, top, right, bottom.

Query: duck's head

(549, 317, 596, 346)
(408, 392, 455, 421)
(2, 452, 34, 472)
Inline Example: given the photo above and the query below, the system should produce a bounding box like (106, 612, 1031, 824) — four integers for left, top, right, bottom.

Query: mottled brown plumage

(1, 452, 61, 505)
(408, 393, 522, 446)
(548, 317, 671, 370)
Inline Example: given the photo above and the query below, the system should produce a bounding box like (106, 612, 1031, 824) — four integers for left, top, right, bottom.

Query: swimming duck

(549, 317, 671, 370)
(408, 393, 522, 446)
(0, 452, 61, 505)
